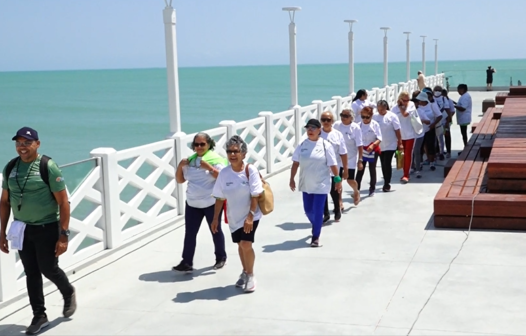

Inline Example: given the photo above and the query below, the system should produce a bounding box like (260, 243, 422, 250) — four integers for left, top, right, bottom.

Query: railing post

(219, 120, 237, 140)
(374, 88, 381, 104)
(170, 132, 187, 215)
(293, 105, 302, 147)
(312, 100, 323, 118)
(90, 148, 122, 249)
(0, 249, 18, 302)
(332, 96, 342, 121)
(258, 111, 274, 174)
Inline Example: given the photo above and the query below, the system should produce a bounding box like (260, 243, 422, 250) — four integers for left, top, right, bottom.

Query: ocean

(1, 59, 525, 166)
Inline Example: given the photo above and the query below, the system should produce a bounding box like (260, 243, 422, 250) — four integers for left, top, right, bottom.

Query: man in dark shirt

(486, 66, 496, 91)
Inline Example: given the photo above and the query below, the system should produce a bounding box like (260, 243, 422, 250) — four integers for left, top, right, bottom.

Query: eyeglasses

(305, 126, 319, 131)
(361, 116, 371, 120)
(401, 99, 410, 102)
(15, 141, 34, 147)
(340, 114, 351, 118)
(193, 142, 207, 147)
(226, 149, 241, 155)
(320, 118, 332, 123)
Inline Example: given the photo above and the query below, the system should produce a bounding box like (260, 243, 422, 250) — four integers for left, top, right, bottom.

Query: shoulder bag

(245, 164, 274, 215)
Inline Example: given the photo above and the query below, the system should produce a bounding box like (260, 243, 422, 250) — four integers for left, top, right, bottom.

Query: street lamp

(433, 39, 439, 75)
(420, 35, 427, 75)
(344, 19, 358, 95)
(282, 7, 301, 108)
(163, 0, 181, 133)
(381, 27, 390, 87)
(403, 32, 411, 81)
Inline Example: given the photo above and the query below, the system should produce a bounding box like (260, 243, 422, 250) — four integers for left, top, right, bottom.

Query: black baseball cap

(12, 127, 39, 141)
(304, 118, 321, 129)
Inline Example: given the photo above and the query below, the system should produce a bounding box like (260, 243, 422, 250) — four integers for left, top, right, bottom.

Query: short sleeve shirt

(292, 138, 337, 194)
(373, 111, 401, 151)
(182, 157, 225, 208)
(456, 92, 473, 125)
(321, 129, 347, 168)
(2, 155, 65, 225)
(333, 121, 363, 170)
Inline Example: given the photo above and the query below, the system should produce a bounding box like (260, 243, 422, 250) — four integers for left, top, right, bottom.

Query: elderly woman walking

(290, 119, 341, 247)
(373, 100, 403, 192)
(351, 89, 377, 124)
(391, 92, 419, 182)
(211, 135, 263, 293)
(334, 108, 363, 206)
(320, 111, 348, 222)
(173, 132, 227, 273)
(355, 106, 382, 196)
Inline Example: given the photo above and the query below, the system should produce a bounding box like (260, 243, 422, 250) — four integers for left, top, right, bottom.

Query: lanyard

(15, 156, 38, 211)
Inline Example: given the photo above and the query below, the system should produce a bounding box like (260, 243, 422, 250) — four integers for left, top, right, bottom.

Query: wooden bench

(495, 91, 526, 105)
(444, 158, 456, 178)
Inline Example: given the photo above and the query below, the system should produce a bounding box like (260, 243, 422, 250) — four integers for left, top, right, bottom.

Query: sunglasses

(305, 126, 319, 131)
(401, 98, 410, 102)
(320, 118, 332, 122)
(193, 142, 207, 147)
(226, 149, 241, 155)
(361, 115, 371, 120)
(340, 114, 351, 118)
(15, 141, 34, 147)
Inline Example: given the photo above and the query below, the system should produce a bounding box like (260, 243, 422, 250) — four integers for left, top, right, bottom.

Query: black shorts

(424, 128, 437, 156)
(231, 220, 259, 243)
(339, 167, 356, 180)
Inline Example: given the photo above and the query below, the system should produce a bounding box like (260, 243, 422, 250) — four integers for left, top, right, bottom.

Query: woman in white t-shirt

(416, 91, 442, 171)
(351, 89, 377, 124)
(433, 86, 451, 160)
(411, 91, 431, 178)
(290, 119, 341, 248)
(391, 91, 419, 183)
(355, 106, 382, 196)
(211, 135, 264, 293)
(320, 111, 348, 222)
(334, 108, 364, 206)
(173, 132, 227, 273)
(372, 100, 403, 192)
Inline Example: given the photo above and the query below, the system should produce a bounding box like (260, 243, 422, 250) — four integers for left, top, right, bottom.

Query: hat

(416, 92, 430, 103)
(12, 127, 39, 141)
(422, 87, 433, 94)
(304, 118, 321, 129)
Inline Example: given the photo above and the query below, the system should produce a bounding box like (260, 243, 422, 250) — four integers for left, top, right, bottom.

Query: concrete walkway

(2, 91, 525, 335)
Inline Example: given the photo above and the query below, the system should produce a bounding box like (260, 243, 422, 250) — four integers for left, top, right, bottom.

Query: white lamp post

(344, 19, 357, 95)
(404, 32, 411, 81)
(163, 0, 181, 134)
(434, 39, 439, 75)
(380, 27, 390, 87)
(420, 35, 426, 75)
(282, 7, 301, 108)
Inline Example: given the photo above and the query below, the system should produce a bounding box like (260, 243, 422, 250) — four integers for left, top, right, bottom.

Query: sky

(0, 0, 525, 72)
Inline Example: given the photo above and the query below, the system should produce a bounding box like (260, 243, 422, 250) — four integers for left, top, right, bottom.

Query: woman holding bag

(173, 132, 228, 273)
(391, 91, 419, 183)
(211, 135, 263, 293)
(355, 106, 382, 196)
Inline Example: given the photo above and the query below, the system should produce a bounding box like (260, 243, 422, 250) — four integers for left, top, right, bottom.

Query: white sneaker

(416, 171, 422, 178)
(244, 274, 256, 293)
(235, 271, 247, 288)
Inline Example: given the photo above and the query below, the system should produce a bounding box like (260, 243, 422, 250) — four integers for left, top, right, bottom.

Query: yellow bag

(396, 150, 404, 170)
(245, 164, 274, 215)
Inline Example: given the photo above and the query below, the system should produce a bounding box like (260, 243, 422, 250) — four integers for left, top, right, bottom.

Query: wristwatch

(60, 229, 70, 237)
(249, 210, 256, 216)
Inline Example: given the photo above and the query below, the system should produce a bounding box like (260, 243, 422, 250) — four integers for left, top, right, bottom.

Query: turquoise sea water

(1, 59, 525, 166)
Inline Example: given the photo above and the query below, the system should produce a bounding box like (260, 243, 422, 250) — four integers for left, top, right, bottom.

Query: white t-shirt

(416, 108, 430, 139)
(456, 92, 472, 125)
(430, 101, 443, 128)
(212, 164, 264, 233)
(359, 120, 382, 147)
(373, 111, 401, 151)
(334, 121, 363, 169)
(321, 129, 347, 168)
(183, 158, 225, 208)
(292, 138, 338, 194)
(351, 99, 376, 124)
(434, 96, 450, 125)
(420, 104, 442, 133)
(391, 102, 419, 140)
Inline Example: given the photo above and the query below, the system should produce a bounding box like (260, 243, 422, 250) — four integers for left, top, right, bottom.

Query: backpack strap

(39, 155, 51, 187)
(5, 157, 19, 205)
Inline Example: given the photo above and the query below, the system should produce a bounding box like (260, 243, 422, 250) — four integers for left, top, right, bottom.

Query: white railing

(0, 74, 444, 303)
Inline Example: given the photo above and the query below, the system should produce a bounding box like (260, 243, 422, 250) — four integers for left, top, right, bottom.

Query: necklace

(15, 155, 39, 211)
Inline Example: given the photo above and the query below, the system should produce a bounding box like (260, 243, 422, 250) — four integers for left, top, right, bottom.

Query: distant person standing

(486, 66, 496, 91)
(455, 84, 473, 149)
(0, 127, 76, 335)
(417, 71, 426, 90)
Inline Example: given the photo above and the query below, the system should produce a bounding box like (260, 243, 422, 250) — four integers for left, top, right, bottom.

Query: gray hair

(341, 108, 355, 119)
(225, 135, 248, 153)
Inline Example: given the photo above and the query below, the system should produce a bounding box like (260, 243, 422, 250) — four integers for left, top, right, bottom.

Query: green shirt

(2, 155, 66, 225)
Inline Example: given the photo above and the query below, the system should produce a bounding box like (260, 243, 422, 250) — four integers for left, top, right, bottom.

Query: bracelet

(333, 176, 342, 183)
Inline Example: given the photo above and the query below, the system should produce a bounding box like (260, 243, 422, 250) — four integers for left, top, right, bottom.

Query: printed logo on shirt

(241, 181, 248, 186)
(9, 171, 17, 178)
(301, 147, 309, 152)
(226, 182, 234, 187)
(56, 177, 64, 182)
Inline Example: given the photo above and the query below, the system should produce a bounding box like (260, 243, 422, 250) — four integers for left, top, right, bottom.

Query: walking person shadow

(173, 285, 244, 303)
(139, 266, 216, 283)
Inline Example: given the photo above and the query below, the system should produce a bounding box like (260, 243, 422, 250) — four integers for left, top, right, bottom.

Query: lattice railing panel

(320, 99, 338, 116)
(115, 139, 178, 242)
(272, 109, 296, 170)
(235, 117, 267, 174)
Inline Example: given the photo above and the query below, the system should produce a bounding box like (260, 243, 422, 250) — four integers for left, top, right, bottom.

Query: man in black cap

(486, 66, 496, 91)
(0, 127, 76, 335)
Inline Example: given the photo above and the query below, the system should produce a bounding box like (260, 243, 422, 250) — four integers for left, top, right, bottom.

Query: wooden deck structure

(434, 94, 526, 230)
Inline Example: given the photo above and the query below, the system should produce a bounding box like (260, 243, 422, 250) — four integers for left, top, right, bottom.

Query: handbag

(245, 164, 274, 215)
(395, 150, 404, 170)
(362, 143, 381, 163)
(410, 110, 424, 135)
